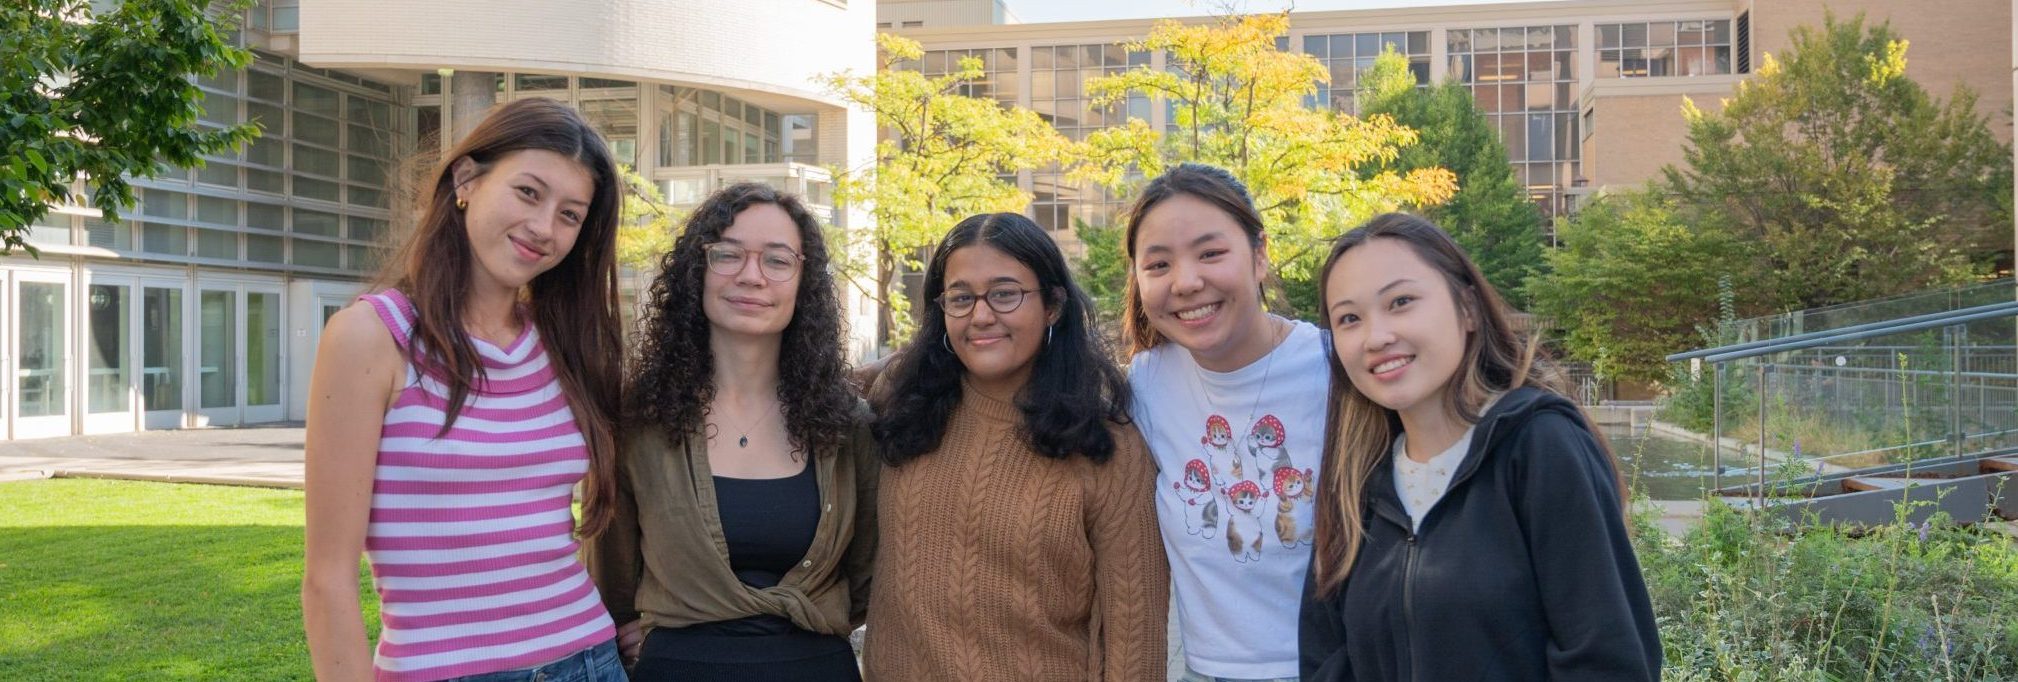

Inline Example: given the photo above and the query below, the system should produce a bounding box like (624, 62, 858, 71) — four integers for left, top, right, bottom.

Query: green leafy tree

(1530, 188, 1750, 385)
(1357, 48, 1547, 302)
(615, 167, 680, 271)
(2, 0, 259, 254)
(1665, 12, 2011, 310)
(1077, 12, 1456, 318)
(1070, 219, 1129, 325)
(821, 34, 1073, 343)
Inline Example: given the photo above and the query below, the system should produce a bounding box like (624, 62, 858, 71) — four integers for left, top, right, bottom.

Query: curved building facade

(1, 1, 877, 440)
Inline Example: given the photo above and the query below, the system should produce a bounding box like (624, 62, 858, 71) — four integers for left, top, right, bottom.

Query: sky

(1005, 0, 1563, 23)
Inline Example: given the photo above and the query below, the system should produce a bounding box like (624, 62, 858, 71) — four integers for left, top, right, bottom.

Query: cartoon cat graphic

(1173, 459, 1220, 539)
(1247, 414, 1291, 474)
(1200, 414, 1238, 479)
(1271, 466, 1315, 548)
(1222, 479, 1268, 563)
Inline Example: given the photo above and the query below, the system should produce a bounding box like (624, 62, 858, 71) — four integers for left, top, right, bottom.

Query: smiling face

(700, 203, 803, 340)
(1131, 194, 1275, 372)
(454, 149, 594, 295)
(1325, 238, 1474, 426)
(941, 243, 1056, 397)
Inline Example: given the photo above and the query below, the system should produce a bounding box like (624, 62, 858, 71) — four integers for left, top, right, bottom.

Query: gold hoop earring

(455, 198, 468, 211)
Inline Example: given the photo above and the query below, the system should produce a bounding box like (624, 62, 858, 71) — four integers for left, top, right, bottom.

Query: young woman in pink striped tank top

(303, 98, 626, 682)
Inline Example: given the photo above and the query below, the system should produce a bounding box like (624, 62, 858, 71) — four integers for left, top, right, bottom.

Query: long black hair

(625, 183, 855, 458)
(870, 212, 1130, 466)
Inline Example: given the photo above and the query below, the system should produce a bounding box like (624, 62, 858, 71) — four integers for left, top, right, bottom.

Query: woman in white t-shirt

(1120, 164, 1329, 682)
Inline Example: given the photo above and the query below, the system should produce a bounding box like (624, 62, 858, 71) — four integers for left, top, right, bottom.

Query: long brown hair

(374, 97, 624, 539)
(1119, 163, 1269, 356)
(1310, 213, 1621, 598)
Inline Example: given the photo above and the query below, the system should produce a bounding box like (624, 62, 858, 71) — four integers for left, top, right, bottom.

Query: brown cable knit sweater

(862, 385, 1168, 681)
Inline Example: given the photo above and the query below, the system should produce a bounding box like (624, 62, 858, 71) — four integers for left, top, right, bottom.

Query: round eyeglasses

(703, 242, 803, 282)
(936, 286, 1038, 318)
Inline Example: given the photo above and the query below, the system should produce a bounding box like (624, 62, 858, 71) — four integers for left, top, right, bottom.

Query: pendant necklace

(710, 399, 779, 449)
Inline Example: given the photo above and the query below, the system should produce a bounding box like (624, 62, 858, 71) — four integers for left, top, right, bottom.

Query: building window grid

(107, 59, 401, 272)
(1301, 31, 1431, 113)
(1597, 19, 1733, 78)
(1447, 24, 1580, 218)
(1029, 43, 1146, 232)
(656, 84, 787, 168)
(909, 47, 1022, 106)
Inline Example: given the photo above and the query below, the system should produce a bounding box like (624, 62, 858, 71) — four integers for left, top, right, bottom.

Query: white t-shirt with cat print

(1130, 319, 1330, 679)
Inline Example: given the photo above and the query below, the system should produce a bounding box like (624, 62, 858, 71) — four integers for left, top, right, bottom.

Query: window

(1598, 20, 1732, 78)
(1450, 25, 1580, 218)
(655, 85, 791, 167)
(1302, 31, 1431, 113)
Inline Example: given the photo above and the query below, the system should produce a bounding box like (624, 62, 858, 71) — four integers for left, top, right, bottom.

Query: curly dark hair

(625, 183, 856, 458)
(871, 212, 1131, 466)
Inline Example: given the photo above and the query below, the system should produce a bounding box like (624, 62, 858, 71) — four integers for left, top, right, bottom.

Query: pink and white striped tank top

(360, 290, 615, 682)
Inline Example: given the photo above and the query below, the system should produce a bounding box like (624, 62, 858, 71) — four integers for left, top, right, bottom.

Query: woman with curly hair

(861, 212, 1167, 681)
(585, 183, 876, 681)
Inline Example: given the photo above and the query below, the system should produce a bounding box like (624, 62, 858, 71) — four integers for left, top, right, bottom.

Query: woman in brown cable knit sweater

(863, 212, 1168, 681)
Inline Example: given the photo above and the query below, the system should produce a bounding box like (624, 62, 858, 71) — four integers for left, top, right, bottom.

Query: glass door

(83, 277, 138, 433)
(194, 281, 287, 426)
(10, 271, 72, 438)
(243, 287, 283, 423)
(141, 283, 187, 429)
(196, 287, 239, 426)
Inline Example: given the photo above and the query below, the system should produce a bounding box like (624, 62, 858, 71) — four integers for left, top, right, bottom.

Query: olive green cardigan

(585, 409, 879, 636)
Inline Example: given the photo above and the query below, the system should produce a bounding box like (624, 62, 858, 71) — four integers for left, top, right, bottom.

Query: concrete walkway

(0, 424, 306, 488)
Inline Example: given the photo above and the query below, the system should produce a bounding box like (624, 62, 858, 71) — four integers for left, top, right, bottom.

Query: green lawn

(0, 479, 375, 681)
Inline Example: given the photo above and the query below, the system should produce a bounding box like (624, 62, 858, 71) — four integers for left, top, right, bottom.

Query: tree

(1664, 11, 2011, 310)
(1077, 12, 1456, 318)
(1357, 48, 1547, 303)
(1071, 219, 1129, 325)
(615, 167, 680, 271)
(821, 33, 1074, 343)
(2, 0, 259, 254)
(1529, 188, 1750, 385)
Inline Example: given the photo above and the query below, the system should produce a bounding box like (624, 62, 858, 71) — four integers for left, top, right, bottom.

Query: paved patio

(0, 423, 306, 488)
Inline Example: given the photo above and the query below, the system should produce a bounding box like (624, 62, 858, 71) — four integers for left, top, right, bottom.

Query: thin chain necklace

(708, 398, 779, 448)
(1195, 317, 1288, 448)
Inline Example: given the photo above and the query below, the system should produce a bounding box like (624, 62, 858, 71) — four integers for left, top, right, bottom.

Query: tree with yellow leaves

(1077, 12, 1457, 315)
(821, 34, 1074, 343)
(614, 167, 681, 272)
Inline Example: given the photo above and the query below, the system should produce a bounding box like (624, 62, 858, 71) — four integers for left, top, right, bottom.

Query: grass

(0, 479, 375, 681)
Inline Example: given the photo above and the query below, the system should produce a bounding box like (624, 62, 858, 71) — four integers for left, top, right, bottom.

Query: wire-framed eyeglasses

(936, 286, 1038, 318)
(702, 242, 803, 282)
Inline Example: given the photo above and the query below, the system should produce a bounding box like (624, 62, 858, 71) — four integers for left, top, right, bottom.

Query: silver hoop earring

(1046, 324, 1055, 346)
(942, 333, 953, 353)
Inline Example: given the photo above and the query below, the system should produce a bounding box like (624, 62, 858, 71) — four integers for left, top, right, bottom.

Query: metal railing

(1728, 278, 2014, 340)
(1665, 300, 2018, 505)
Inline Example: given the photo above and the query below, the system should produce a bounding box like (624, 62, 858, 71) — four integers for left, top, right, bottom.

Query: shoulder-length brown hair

(1309, 213, 1620, 597)
(374, 97, 624, 539)
(1118, 163, 1270, 356)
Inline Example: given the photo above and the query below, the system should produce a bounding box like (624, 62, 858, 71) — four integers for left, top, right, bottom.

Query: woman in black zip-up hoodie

(1298, 213, 1659, 681)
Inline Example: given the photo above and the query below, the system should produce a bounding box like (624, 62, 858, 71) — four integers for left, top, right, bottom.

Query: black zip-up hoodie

(1298, 387, 1660, 681)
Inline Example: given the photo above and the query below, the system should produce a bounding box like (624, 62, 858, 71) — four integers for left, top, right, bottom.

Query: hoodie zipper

(1401, 416, 1500, 682)
(1403, 531, 1420, 682)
